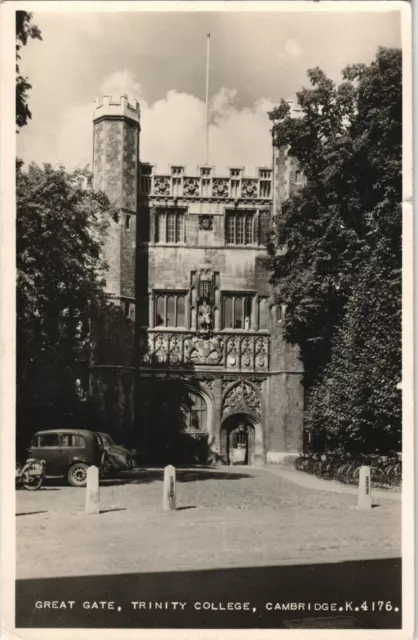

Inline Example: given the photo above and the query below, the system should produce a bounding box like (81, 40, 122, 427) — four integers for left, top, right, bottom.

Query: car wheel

(67, 463, 88, 488)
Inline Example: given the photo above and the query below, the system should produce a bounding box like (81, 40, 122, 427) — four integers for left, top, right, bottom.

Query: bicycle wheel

(371, 467, 389, 489)
(348, 464, 361, 486)
(314, 461, 324, 479)
(321, 461, 334, 480)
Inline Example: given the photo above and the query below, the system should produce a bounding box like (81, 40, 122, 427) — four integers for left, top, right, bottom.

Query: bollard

(85, 465, 100, 514)
(357, 465, 372, 509)
(163, 465, 176, 511)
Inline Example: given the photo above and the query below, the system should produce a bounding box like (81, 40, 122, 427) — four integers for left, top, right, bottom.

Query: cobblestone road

(17, 465, 400, 579)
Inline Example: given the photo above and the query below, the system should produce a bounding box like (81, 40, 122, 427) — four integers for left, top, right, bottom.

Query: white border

(1, 2, 413, 640)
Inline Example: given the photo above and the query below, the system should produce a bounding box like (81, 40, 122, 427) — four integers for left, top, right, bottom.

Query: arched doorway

(221, 413, 257, 465)
(148, 381, 213, 465)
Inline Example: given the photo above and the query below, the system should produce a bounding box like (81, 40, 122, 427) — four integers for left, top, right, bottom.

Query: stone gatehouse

(90, 94, 304, 465)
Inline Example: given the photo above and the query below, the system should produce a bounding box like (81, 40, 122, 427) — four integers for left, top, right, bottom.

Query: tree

(16, 11, 42, 129)
(268, 47, 402, 451)
(16, 162, 117, 456)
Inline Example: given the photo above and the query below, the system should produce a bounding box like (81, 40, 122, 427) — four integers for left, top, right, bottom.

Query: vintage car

(27, 429, 102, 487)
(96, 432, 137, 476)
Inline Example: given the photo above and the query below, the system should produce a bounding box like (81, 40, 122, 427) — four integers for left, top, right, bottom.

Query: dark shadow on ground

(16, 511, 48, 517)
(99, 508, 127, 514)
(16, 557, 401, 629)
(42, 469, 254, 489)
(97, 468, 254, 486)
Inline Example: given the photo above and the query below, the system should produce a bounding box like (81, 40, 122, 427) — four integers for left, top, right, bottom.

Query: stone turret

(93, 95, 140, 302)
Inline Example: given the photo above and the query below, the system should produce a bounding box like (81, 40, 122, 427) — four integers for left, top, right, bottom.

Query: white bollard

(85, 465, 100, 514)
(357, 465, 372, 509)
(163, 465, 176, 511)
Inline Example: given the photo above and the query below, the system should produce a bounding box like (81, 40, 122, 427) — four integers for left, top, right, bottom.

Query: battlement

(93, 94, 140, 124)
(139, 163, 273, 200)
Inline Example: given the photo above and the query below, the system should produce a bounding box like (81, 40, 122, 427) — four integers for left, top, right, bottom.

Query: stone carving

(240, 336, 253, 369)
(153, 177, 170, 196)
(198, 297, 212, 334)
(212, 179, 229, 198)
(222, 381, 261, 417)
(184, 335, 224, 365)
(226, 336, 239, 368)
(183, 178, 200, 197)
(241, 179, 258, 198)
(255, 336, 268, 368)
(199, 215, 213, 231)
(197, 376, 216, 391)
(249, 377, 264, 390)
(222, 384, 242, 416)
(242, 382, 261, 415)
(154, 333, 168, 363)
(168, 334, 182, 364)
(140, 331, 269, 370)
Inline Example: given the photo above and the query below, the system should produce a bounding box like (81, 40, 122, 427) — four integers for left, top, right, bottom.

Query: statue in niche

(198, 297, 212, 334)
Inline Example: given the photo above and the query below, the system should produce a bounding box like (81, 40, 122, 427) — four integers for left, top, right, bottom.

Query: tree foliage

(16, 163, 117, 455)
(268, 47, 402, 452)
(16, 11, 42, 129)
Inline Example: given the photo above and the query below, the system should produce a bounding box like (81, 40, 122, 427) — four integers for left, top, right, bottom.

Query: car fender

(68, 456, 91, 469)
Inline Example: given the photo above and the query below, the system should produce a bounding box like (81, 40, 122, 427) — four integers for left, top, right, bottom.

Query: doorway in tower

(221, 414, 256, 465)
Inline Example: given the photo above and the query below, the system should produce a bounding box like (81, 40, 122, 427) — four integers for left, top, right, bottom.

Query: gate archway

(220, 380, 264, 465)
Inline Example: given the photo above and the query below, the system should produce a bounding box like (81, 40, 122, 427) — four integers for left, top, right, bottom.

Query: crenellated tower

(93, 95, 140, 313)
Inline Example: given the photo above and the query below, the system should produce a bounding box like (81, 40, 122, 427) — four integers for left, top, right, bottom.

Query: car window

(35, 434, 60, 447)
(98, 433, 114, 447)
(61, 434, 85, 447)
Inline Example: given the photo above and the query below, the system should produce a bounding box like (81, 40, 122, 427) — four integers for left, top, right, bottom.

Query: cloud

(18, 71, 275, 176)
(278, 37, 303, 62)
(100, 71, 143, 102)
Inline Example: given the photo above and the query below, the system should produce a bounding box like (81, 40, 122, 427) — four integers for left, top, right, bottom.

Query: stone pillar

(214, 286, 221, 330)
(163, 465, 176, 511)
(357, 466, 372, 510)
(85, 466, 100, 514)
(252, 294, 259, 331)
(212, 378, 223, 457)
(185, 292, 191, 330)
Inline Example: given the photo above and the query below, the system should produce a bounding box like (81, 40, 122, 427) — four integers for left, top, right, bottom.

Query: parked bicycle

(294, 451, 402, 489)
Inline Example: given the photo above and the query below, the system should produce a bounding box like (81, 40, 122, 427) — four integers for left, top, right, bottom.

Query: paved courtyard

(15, 466, 401, 629)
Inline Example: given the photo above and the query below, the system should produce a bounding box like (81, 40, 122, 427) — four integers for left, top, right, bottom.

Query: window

(154, 292, 186, 327)
(62, 434, 85, 447)
(223, 295, 253, 330)
(124, 300, 135, 321)
(33, 433, 60, 447)
(226, 212, 255, 245)
(259, 181, 271, 198)
(184, 394, 207, 433)
(156, 211, 184, 244)
(125, 214, 131, 231)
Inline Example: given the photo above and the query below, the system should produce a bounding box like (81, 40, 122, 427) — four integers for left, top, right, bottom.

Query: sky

(17, 9, 401, 175)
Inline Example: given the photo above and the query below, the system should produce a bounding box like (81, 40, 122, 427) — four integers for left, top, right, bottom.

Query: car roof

(33, 429, 97, 437)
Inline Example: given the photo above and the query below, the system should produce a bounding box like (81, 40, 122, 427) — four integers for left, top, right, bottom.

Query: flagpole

(205, 31, 210, 165)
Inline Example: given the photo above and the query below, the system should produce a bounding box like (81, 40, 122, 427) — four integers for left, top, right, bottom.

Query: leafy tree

(268, 47, 402, 451)
(16, 162, 117, 456)
(16, 11, 42, 130)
